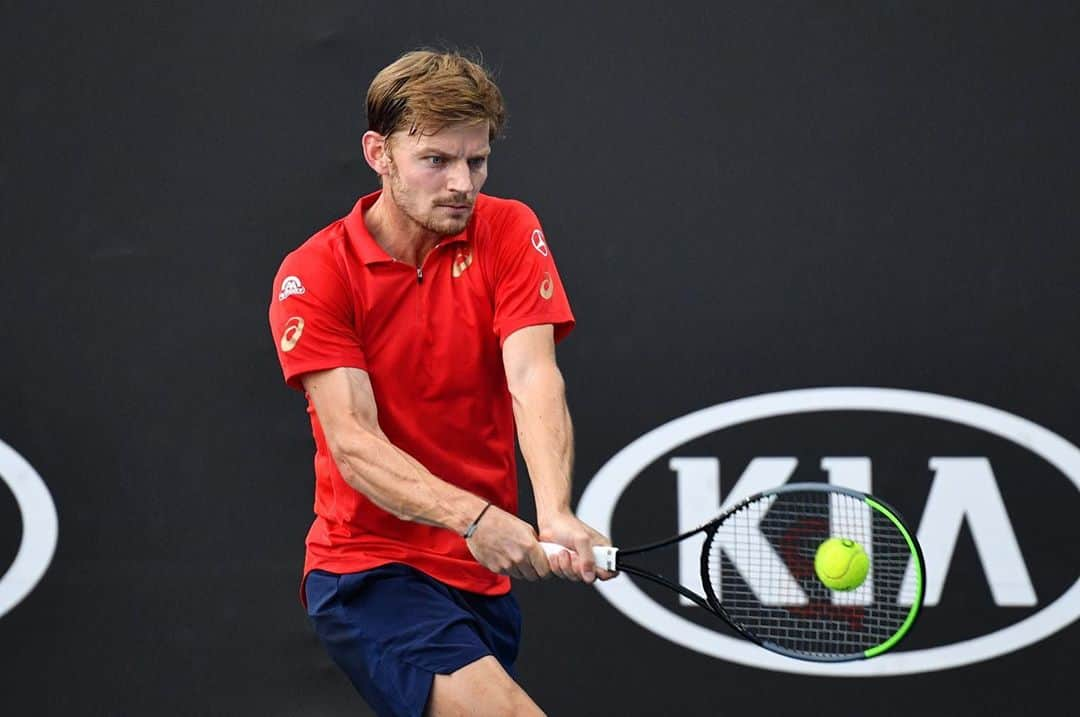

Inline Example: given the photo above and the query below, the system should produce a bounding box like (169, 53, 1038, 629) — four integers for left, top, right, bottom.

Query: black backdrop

(2, 2, 1078, 715)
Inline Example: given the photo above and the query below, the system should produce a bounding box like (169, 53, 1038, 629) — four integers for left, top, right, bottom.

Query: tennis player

(268, 49, 612, 716)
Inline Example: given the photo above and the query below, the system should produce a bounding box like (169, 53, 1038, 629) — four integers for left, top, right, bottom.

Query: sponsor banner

(578, 388, 1080, 676)
(0, 439, 58, 618)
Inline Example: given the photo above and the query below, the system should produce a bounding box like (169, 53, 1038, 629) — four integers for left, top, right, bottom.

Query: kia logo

(577, 388, 1080, 676)
(0, 439, 58, 618)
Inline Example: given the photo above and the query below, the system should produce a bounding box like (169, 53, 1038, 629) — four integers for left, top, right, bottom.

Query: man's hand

(464, 505, 552, 581)
(538, 512, 616, 584)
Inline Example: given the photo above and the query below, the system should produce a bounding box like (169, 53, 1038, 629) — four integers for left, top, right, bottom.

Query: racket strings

(702, 490, 919, 659)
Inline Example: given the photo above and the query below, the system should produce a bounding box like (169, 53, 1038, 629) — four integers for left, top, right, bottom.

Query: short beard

(386, 166, 472, 237)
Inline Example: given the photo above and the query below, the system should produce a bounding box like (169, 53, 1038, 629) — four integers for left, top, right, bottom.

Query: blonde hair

(366, 49, 506, 141)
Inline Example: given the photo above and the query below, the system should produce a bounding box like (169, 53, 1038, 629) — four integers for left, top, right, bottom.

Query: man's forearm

(509, 361, 575, 524)
(327, 425, 487, 535)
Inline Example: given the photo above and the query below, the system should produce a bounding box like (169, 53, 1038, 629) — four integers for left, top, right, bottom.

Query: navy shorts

(304, 563, 522, 717)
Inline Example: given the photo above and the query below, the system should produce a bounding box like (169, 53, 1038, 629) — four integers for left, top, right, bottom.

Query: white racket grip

(539, 541, 619, 572)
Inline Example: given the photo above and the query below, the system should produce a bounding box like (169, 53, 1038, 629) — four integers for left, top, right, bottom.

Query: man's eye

(426, 156, 445, 166)
(468, 158, 487, 170)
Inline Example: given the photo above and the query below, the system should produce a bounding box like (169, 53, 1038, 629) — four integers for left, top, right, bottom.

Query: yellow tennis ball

(814, 537, 870, 591)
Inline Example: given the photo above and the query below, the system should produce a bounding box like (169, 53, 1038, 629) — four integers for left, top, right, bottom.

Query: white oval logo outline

(0, 439, 59, 618)
(577, 387, 1080, 676)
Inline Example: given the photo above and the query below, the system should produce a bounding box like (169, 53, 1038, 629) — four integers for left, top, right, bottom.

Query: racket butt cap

(592, 546, 618, 571)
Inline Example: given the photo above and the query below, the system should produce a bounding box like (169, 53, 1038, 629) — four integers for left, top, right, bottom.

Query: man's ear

(362, 131, 391, 177)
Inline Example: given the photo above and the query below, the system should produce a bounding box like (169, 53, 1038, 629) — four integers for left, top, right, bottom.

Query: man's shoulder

(472, 194, 540, 246)
(277, 216, 350, 275)
(474, 193, 536, 224)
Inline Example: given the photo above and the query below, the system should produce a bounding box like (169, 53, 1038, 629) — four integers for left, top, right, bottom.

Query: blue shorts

(304, 563, 522, 717)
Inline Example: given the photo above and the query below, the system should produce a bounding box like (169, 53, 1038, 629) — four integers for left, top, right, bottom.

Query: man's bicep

(301, 367, 382, 439)
(502, 324, 558, 391)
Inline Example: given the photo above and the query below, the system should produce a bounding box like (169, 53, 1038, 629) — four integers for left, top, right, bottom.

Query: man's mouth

(437, 197, 472, 209)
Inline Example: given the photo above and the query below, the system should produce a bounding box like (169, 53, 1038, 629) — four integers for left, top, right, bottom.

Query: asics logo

(280, 317, 305, 352)
(539, 272, 554, 300)
(452, 249, 473, 278)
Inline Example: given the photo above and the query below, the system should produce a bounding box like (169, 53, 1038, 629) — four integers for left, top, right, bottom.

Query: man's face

(384, 121, 491, 236)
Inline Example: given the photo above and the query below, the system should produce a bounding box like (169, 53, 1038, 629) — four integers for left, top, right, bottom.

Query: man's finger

(513, 551, 541, 581)
(555, 550, 580, 581)
(545, 550, 565, 579)
(545, 545, 580, 581)
(572, 538, 597, 583)
(527, 544, 552, 581)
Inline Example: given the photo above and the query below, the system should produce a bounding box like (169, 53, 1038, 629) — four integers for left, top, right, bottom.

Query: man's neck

(364, 192, 439, 267)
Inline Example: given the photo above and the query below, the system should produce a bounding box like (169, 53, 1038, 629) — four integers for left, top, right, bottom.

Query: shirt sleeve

(489, 201, 576, 345)
(268, 249, 367, 391)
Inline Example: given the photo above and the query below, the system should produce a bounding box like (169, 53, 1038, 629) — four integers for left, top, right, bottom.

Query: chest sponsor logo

(278, 276, 306, 301)
(280, 316, 305, 352)
(452, 248, 473, 278)
(0, 439, 58, 619)
(576, 387, 1080, 676)
(539, 272, 554, 300)
(531, 229, 549, 257)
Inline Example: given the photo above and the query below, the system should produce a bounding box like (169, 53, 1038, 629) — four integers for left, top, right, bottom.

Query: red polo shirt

(269, 191, 574, 597)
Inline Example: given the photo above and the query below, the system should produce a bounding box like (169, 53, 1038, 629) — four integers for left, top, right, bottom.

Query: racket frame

(613, 482, 926, 662)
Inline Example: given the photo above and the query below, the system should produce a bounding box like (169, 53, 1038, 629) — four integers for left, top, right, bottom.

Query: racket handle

(539, 541, 619, 572)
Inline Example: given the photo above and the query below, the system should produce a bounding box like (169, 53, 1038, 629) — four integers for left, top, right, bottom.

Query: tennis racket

(541, 482, 925, 662)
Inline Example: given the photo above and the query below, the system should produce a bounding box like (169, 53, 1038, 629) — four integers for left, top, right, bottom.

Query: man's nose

(445, 160, 472, 195)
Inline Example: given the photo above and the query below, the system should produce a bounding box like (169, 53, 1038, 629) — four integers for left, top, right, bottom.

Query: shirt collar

(343, 191, 393, 265)
(343, 190, 470, 266)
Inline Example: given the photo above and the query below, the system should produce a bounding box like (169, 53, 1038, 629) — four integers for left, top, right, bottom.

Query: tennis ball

(814, 537, 869, 591)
